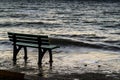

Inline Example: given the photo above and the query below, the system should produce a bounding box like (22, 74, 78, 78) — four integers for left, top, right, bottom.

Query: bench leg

(49, 50, 53, 63)
(13, 46, 17, 63)
(41, 49, 47, 59)
(23, 47, 28, 62)
(13, 46, 22, 63)
(38, 48, 42, 66)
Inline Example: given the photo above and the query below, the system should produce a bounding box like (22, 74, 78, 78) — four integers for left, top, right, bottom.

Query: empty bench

(8, 32, 59, 66)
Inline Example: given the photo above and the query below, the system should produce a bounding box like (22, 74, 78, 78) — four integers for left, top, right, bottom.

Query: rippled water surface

(0, 0, 120, 51)
(0, 0, 120, 79)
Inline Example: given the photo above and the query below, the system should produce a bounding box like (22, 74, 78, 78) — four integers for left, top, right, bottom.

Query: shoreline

(0, 47, 120, 80)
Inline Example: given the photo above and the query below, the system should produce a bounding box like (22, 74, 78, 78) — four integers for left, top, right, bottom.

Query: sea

(0, 0, 120, 77)
(0, 0, 120, 53)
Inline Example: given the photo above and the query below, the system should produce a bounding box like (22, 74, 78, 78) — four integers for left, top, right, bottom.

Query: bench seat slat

(9, 36, 38, 41)
(10, 39, 49, 45)
(10, 39, 38, 43)
(41, 45, 60, 49)
(8, 32, 48, 38)
(8, 36, 49, 41)
(16, 42, 38, 48)
(15, 42, 59, 49)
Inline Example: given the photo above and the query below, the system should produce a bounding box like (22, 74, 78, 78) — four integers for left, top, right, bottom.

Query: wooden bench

(8, 32, 59, 66)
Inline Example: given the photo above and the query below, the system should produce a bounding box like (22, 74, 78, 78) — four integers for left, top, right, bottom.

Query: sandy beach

(0, 46, 120, 80)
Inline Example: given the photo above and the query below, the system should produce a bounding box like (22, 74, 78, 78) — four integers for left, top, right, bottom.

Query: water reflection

(12, 59, 53, 78)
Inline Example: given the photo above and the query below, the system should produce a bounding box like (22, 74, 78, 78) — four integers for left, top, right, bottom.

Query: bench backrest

(8, 32, 50, 47)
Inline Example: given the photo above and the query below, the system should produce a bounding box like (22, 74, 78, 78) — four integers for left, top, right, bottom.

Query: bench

(8, 32, 59, 66)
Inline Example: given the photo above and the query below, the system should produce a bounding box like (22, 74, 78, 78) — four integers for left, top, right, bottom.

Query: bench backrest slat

(8, 32, 50, 46)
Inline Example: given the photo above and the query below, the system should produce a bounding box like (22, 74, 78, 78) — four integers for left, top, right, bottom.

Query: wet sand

(0, 46, 120, 80)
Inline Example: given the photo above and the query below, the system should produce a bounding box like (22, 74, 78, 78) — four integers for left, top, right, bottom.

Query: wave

(103, 24, 120, 29)
(0, 40, 11, 45)
(0, 21, 61, 28)
(0, 22, 44, 27)
(0, 37, 120, 51)
(0, 22, 22, 27)
(103, 11, 120, 15)
(0, 13, 29, 18)
(49, 37, 120, 51)
(0, 0, 119, 3)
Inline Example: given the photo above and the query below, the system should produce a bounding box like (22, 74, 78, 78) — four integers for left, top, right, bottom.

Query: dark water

(0, 0, 120, 52)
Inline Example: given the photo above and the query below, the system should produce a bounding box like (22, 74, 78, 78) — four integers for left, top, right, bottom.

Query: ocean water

(0, 0, 120, 52)
(0, 0, 120, 78)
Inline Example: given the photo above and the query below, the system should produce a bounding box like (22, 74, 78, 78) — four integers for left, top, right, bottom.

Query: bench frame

(8, 32, 59, 66)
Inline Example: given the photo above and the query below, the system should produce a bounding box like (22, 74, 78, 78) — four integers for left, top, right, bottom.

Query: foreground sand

(0, 46, 120, 80)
